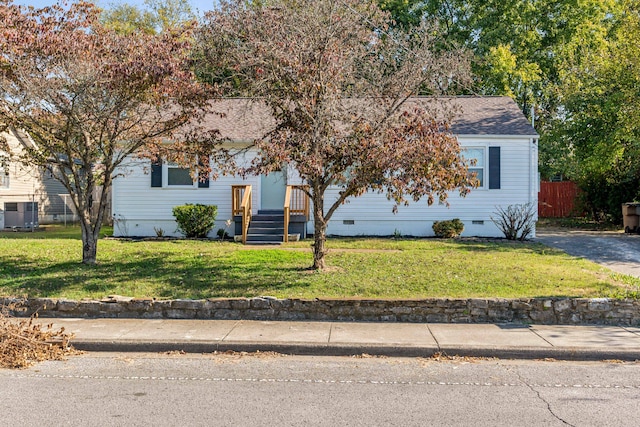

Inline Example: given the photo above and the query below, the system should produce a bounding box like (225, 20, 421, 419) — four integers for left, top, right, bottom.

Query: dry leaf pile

(0, 308, 78, 369)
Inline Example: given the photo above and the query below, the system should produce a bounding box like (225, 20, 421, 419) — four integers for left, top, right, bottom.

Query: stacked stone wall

(2, 296, 640, 325)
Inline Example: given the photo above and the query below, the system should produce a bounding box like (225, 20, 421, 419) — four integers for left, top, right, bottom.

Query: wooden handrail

(283, 186, 291, 243)
(283, 185, 309, 242)
(231, 185, 244, 216)
(232, 185, 252, 244)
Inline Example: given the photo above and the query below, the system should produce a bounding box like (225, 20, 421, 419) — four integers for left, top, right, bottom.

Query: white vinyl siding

(112, 151, 258, 237)
(323, 137, 535, 237)
(111, 136, 537, 238)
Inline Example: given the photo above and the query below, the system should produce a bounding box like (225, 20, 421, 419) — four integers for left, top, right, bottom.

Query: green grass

(0, 225, 637, 300)
(537, 217, 621, 231)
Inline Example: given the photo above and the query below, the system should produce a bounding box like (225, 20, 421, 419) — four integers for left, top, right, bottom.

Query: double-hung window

(463, 147, 485, 188)
(0, 156, 9, 189)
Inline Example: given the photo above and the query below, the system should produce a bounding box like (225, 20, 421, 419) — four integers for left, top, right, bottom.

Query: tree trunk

(312, 193, 327, 270)
(76, 171, 114, 265)
(78, 193, 100, 265)
(81, 227, 98, 265)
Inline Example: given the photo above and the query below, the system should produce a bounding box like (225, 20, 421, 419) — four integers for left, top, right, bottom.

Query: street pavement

(34, 318, 640, 361)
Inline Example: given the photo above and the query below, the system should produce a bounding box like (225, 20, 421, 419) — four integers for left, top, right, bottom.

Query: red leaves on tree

(198, 0, 474, 269)
(0, 0, 214, 264)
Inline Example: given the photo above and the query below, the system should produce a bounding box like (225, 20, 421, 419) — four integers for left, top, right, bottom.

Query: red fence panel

(538, 181, 580, 217)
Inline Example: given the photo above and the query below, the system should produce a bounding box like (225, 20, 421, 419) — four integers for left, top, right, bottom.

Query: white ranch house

(111, 96, 539, 241)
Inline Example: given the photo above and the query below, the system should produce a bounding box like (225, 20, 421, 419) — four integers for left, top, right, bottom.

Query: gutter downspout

(530, 137, 539, 238)
(529, 106, 538, 238)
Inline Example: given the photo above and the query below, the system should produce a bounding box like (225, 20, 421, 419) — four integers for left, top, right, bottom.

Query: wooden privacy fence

(538, 181, 580, 217)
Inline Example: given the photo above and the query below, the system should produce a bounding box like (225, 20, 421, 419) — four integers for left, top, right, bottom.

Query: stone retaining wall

(2, 296, 640, 325)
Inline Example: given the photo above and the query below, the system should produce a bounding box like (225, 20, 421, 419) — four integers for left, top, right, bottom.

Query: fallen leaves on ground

(425, 352, 498, 363)
(211, 350, 288, 359)
(0, 308, 79, 369)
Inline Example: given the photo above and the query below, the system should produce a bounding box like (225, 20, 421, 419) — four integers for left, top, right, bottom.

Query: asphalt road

(536, 228, 640, 278)
(2, 353, 640, 426)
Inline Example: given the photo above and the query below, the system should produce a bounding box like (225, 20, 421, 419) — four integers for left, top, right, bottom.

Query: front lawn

(0, 225, 637, 300)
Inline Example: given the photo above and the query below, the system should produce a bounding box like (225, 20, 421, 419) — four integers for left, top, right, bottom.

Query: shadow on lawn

(0, 249, 314, 299)
(447, 240, 565, 256)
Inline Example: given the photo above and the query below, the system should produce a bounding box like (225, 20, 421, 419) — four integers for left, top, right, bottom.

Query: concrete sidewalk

(35, 318, 640, 361)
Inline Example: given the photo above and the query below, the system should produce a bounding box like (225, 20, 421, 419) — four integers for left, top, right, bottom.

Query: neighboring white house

(0, 129, 73, 229)
(111, 96, 539, 239)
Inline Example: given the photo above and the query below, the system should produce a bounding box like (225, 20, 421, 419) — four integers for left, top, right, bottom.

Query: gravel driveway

(535, 228, 640, 278)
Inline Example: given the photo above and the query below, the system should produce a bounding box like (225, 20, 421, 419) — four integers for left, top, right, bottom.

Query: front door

(260, 169, 287, 210)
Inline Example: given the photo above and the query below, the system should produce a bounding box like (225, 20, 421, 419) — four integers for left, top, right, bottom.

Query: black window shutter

(198, 176, 210, 188)
(488, 147, 501, 190)
(151, 159, 162, 187)
(198, 158, 210, 188)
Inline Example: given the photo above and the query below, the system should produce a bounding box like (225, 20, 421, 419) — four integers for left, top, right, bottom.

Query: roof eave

(455, 133, 539, 139)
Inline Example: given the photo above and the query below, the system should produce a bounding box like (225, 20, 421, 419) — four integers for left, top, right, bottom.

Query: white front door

(260, 169, 287, 210)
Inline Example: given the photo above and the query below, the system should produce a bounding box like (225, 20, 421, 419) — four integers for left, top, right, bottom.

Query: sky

(13, 0, 218, 15)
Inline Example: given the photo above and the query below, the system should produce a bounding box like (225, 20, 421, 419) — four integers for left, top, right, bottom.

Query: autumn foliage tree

(198, 0, 474, 269)
(0, 1, 210, 264)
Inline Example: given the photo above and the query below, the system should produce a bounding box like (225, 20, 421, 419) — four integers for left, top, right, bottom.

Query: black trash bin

(622, 203, 640, 233)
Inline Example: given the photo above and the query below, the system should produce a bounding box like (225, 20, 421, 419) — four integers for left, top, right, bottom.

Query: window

(0, 172, 8, 189)
(150, 159, 209, 188)
(463, 148, 485, 187)
(0, 155, 8, 189)
(167, 163, 194, 186)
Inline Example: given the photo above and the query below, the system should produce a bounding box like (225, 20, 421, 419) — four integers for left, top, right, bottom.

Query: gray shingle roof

(447, 96, 538, 136)
(203, 96, 537, 140)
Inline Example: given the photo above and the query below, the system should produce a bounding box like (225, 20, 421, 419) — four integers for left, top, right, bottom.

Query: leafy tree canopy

(101, 0, 196, 34)
(197, 0, 475, 269)
(0, 0, 215, 263)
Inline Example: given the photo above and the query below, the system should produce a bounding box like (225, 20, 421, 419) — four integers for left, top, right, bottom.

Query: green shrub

(432, 219, 464, 238)
(172, 204, 217, 238)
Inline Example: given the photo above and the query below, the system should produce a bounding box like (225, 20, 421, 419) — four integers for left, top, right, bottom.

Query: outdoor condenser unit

(3, 202, 39, 229)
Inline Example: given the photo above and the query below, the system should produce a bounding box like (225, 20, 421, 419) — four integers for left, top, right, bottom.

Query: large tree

(381, 1, 628, 200)
(0, 0, 211, 264)
(198, 0, 474, 269)
(549, 0, 640, 220)
(388, 0, 618, 118)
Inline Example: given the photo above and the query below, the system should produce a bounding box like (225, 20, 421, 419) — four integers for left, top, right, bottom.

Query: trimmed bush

(172, 204, 218, 238)
(432, 219, 464, 238)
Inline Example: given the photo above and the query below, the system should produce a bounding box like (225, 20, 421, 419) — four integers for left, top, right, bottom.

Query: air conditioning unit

(3, 202, 39, 229)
